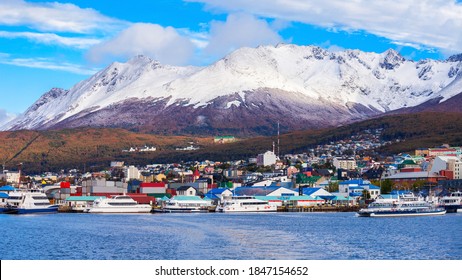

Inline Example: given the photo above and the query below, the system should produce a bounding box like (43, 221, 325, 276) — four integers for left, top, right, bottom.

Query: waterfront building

(204, 188, 233, 202)
(339, 179, 381, 199)
(301, 187, 336, 201)
(139, 182, 167, 194)
(384, 171, 447, 186)
(176, 186, 197, 196)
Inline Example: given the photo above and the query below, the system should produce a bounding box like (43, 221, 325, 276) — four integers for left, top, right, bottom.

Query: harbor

(1, 211, 460, 260)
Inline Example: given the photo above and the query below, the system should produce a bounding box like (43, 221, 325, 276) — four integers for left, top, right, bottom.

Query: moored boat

(3, 188, 59, 214)
(439, 191, 462, 213)
(358, 193, 446, 217)
(85, 195, 152, 213)
(217, 196, 277, 212)
(160, 195, 212, 213)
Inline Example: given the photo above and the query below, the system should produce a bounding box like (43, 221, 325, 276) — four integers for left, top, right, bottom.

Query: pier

(277, 205, 362, 212)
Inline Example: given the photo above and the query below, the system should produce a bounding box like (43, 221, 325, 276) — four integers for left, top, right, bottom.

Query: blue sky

(1, 0, 462, 125)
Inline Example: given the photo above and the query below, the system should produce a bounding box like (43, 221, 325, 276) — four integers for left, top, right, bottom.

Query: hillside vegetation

(1, 112, 461, 173)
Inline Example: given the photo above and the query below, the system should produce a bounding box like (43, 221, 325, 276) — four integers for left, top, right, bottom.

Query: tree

(327, 181, 339, 193)
(412, 180, 427, 191)
(380, 179, 393, 194)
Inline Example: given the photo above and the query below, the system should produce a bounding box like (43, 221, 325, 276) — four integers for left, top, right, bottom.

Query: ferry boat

(85, 195, 152, 213)
(217, 196, 277, 212)
(439, 191, 462, 213)
(357, 193, 446, 217)
(3, 188, 59, 214)
(160, 195, 212, 213)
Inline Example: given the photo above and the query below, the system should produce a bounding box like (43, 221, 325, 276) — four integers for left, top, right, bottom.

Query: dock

(277, 205, 361, 212)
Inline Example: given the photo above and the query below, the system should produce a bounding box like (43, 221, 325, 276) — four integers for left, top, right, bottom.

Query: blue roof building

(204, 188, 233, 201)
(339, 179, 381, 199)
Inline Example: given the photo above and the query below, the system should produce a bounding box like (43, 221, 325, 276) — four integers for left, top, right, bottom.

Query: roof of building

(170, 195, 203, 201)
(301, 187, 333, 197)
(234, 186, 289, 196)
(207, 188, 231, 195)
(385, 171, 443, 179)
(177, 185, 196, 191)
(0, 185, 16, 191)
(401, 159, 417, 165)
(204, 193, 220, 200)
(255, 195, 321, 201)
(339, 179, 369, 185)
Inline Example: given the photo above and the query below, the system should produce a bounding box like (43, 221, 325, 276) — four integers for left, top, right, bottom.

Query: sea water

(1, 212, 460, 260)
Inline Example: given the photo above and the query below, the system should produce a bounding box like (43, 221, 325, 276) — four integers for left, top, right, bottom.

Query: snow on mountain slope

(2, 44, 461, 135)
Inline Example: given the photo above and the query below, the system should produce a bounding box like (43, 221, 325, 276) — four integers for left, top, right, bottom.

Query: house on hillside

(176, 186, 197, 196)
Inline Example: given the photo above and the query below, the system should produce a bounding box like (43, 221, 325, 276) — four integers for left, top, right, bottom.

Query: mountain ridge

(3, 44, 462, 135)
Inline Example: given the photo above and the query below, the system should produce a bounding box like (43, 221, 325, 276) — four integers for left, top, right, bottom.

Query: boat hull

(218, 205, 277, 212)
(441, 205, 462, 213)
(4, 205, 59, 214)
(358, 209, 446, 217)
(160, 208, 208, 213)
(86, 206, 152, 213)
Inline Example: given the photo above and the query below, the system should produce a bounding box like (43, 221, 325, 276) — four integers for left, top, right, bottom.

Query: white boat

(439, 191, 462, 213)
(4, 188, 59, 214)
(217, 196, 277, 212)
(357, 193, 446, 217)
(85, 195, 152, 213)
(161, 195, 212, 213)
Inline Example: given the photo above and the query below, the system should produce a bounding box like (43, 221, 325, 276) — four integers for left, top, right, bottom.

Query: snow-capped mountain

(3, 45, 462, 135)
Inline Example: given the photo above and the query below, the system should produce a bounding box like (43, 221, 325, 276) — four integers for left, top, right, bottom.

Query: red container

(60, 181, 71, 188)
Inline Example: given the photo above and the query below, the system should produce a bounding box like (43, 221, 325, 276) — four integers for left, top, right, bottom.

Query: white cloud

(86, 23, 196, 66)
(188, 0, 462, 54)
(0, 55, 98, 75)
(0, 31, 101, 49)
(0, 109, 17, 129)
(204, 13, 283, 58)
(0, 0, 127, 34)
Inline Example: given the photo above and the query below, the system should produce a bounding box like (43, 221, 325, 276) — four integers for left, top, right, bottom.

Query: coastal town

(1, 131, 461, 215)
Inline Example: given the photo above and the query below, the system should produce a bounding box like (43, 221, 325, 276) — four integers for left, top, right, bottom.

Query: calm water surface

(1, 212, 460, 260)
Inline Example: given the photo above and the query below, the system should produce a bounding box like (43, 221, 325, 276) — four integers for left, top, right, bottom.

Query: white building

(257, 151, 277, 166)
(124, 165, 140, 180)
(448, 158, 462, 179)
(177, 186, 197, 196)
(333, 157, 357, 170)
(4, 171, 20, 185)
(430, 156, 462, 179)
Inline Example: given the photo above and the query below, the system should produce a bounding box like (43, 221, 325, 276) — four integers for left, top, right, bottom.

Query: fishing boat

(217, 196, 277, 212)
(3, 188, 59, 214)
(439, 191, 462, 213)
(357, 193, 446, 217)
(84, 195, 152, 213)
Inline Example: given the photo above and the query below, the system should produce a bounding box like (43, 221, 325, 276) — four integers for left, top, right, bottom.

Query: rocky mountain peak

(447, 53, 462, 62)
(2, 44, 461, 134)
(380, 48, 405, 70)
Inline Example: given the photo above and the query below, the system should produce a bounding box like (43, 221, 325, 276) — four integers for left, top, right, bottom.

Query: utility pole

(277, 121, 280, 158)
